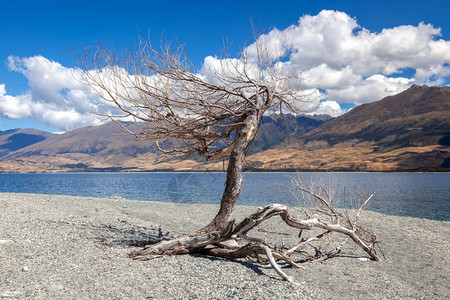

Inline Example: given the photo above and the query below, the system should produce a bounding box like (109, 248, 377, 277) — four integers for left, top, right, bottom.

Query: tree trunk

(201, 112, 258, 232)
(130, 112, 259, 258)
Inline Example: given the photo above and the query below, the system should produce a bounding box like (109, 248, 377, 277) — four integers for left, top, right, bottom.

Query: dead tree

(79, 33, 380, 283)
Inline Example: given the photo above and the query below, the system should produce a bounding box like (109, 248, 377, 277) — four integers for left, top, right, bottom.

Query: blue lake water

(0, 172, 448, 221)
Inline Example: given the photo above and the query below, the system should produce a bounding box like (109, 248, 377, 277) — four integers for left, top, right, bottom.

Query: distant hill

(0, 129, 52, 157)
(0, 122, 158, 172)
(249, 114, 331, 154)
(0, 85, 448, 172)
(0, 115, 328, 172)
(304, 85, 450, 150)
(243, 85, 450, 171)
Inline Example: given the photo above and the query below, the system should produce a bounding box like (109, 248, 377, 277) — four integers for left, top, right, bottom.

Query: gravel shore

(1, 192, 449, 299)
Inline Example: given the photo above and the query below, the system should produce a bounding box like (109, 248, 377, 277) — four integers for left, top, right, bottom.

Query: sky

(1, 0, 449, 132)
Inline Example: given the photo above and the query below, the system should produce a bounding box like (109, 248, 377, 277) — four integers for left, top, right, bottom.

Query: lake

(0, 172, 448, 221)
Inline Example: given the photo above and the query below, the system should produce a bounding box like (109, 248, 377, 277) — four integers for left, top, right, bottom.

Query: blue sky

(1, 0, 449, 132)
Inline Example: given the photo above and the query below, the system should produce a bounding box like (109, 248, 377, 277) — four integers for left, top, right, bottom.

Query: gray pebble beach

(1, 193, 449, 299)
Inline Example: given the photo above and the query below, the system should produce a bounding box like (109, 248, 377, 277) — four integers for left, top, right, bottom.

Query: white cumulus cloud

(0, 84, 33, 119)
(1, 56, 107, 131)
(1, 10, 450, 131)
(242, 9, 450, 108)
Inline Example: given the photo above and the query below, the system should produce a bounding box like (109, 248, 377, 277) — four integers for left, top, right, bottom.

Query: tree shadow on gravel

(89, 222, 275, 277)
(189, 253, 268, 277)
(40, 219, 170, 248)
(88, 223, 173, 248)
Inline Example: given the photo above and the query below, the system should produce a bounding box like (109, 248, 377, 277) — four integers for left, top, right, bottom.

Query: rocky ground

(1, 193, 449, 299)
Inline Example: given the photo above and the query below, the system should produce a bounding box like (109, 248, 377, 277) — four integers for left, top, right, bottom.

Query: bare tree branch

(78, 33, 310, 159)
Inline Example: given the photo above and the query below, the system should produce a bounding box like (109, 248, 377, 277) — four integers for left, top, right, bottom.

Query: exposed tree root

(130, 203, 380, 284)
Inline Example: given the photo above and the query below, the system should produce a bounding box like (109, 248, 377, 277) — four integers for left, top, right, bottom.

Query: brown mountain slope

(0, 115, 327, 172)
(0, 128, 52, 156)
(304, 85, 450, 149)
(0, 85, 448, 172)
(0, 122, 161, 172)
(5, 122, 149, 157)
(243, 85, 450, 171)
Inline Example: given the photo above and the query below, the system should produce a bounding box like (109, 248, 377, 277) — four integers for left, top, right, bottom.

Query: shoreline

(1, 168, 450, 173)
(1, 193, 449, 299)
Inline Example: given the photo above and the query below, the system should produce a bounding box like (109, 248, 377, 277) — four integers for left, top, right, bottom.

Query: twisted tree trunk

(201, 113, 258, 233)
(130, 112, 258, 258)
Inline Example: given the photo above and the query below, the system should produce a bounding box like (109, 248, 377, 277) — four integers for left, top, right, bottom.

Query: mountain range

(0, 85, 449, 172)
